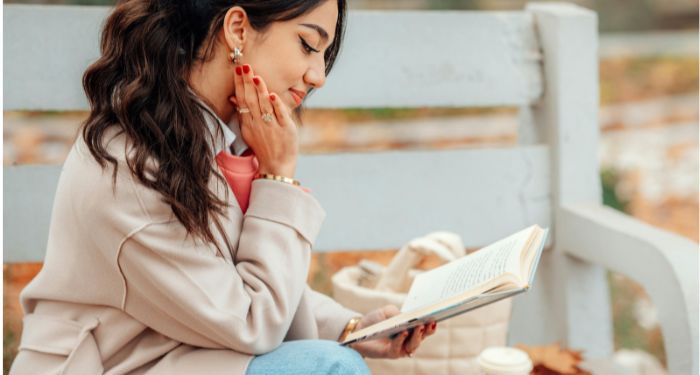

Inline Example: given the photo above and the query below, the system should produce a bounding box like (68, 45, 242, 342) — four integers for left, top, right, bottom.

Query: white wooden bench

(4, 3, 697, 374)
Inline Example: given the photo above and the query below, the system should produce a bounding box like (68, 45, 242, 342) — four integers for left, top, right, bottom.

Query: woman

(11, 1, 436, 374)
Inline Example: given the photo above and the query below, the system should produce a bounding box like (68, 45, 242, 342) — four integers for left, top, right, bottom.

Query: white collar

(192, 91, 249, 156)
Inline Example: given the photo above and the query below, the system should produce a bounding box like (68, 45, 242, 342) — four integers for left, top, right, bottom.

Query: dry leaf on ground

(515, 343, 590, 375)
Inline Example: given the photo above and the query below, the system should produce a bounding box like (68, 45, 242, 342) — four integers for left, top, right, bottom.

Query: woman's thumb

(382, 304, 401, 318)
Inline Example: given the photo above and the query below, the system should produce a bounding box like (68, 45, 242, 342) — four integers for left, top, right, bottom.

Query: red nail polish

(253, 77, 260, 86)
(242, 65, 250, 74)
(269, 94, 275, 102)
(235, 66, 242, 75)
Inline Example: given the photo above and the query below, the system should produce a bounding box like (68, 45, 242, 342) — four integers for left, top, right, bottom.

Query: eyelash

(299, 37, 320, 55)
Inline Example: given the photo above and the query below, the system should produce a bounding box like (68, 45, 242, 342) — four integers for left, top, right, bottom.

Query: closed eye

(299, 36, 320, 54)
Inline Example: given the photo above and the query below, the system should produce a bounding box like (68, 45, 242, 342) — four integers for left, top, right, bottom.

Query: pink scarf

(215, 150, 309, 214)
(215, 150, 258, 213)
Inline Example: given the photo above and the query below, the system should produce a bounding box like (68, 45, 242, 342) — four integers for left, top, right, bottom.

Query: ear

(222, 6, 248, 51)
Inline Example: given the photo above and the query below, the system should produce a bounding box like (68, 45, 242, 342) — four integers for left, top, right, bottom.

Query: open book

(341, 225, 549, 345)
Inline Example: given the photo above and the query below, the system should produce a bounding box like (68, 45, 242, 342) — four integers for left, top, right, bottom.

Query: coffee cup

(478, 346, 533, 375)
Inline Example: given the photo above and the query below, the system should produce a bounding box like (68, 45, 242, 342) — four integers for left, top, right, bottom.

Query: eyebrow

(299, 23, 330, 45)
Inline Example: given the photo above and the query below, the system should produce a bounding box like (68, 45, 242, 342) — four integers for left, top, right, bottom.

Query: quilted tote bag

(332, 231, 512, 375)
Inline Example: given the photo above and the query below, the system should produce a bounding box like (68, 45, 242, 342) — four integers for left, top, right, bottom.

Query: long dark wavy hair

(81, 0, 347, 252)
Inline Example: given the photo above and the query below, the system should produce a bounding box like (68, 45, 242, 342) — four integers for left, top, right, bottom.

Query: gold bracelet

(255, 173, 301, 186)
(338, 316, 362, 343)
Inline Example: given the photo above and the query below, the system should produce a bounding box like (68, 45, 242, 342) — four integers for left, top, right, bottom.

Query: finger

(391, 330, 410, 358)
(232, 65, 253, 124)
(406, 326, 424, 352)
(252, 75, 274, 124)
(423, 322, 433, 338)
(241, 64, 261, 121)
(403, 326, 424, 354)
(424, 322, 436, 337)
(232, 65, 245, 109)
(269, 92, 294, 128)
(382, 305, 401, 319)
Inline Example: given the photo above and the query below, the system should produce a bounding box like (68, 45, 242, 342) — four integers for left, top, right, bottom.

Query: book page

(525, 228, 548, 286)
(401, 226, 534, 313)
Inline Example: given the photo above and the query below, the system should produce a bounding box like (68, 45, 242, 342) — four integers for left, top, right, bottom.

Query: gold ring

(262, 113, 274, 123)
(238, 107, 250, 114)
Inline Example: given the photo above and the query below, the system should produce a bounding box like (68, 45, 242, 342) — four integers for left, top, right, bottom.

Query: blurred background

(3, 0, 698, 373)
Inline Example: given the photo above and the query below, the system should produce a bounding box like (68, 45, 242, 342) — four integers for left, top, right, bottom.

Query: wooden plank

(3, 165, 63, 263)
(4, 5, 108, 111)
(4, 5, 543, 111)
(3, 146, 551, 262)
(302, 145, 551, 251)
(311, 10, 543, 108)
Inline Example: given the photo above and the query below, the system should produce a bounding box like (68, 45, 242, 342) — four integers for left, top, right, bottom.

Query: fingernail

(235, 66, 242, 75)
(269, 94, 275, 102)
(253, 77, 260, 86)
(242, 64, 251, 74)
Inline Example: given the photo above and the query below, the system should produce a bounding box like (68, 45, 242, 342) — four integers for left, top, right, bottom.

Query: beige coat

(11, 127, 358, 374)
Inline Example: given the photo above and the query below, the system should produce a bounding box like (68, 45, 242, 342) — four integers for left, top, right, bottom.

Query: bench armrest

(558, 203, 698, 375)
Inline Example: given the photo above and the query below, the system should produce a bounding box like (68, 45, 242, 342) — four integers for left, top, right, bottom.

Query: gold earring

(229, 47, 243, 65)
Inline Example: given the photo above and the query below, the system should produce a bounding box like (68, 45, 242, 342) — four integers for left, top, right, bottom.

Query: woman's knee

(309, 340, 369, 375)
(247, 339, 370, 375)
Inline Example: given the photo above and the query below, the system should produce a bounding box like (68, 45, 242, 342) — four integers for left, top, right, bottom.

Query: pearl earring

(229, 47, 243, 65)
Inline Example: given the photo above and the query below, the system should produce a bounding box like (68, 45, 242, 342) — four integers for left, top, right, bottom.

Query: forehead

(291, 1, 338, 36)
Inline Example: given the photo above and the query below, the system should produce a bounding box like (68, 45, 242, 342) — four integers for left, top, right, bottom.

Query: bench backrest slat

(4, 5, 543, 111)
(4, 165, 62, 263)
(4, 146, 550, 261)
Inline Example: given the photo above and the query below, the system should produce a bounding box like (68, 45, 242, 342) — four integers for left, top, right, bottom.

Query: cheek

(253, 46, 307, 93)
(253, 67, 282, 93)
(266, 66, 304, 94)
(265, 81, 286, 97)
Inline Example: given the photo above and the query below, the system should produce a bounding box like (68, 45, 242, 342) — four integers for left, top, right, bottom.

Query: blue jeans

(245, 340, 371, 375)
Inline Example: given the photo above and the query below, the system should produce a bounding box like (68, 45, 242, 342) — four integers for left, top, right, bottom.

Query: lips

(289, 89, 306, 106)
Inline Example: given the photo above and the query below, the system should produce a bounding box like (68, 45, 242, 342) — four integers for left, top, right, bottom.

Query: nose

(304, 61, 327, 89)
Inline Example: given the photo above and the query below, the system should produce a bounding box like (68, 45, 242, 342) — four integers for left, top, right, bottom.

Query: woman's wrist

(258, 162, 296, 178)
(255, 172, 300, 186)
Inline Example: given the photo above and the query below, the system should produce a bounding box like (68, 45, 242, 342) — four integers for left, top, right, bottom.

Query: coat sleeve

(115, 179, 325, 355)
(306, 286, 361, 341)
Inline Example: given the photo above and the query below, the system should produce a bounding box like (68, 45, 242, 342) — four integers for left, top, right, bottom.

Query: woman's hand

(230, 64, 298, 178)
(348, 305, 437, 359)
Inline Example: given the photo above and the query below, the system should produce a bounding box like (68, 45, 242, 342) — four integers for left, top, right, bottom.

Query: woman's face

(231, 2, 339, 110)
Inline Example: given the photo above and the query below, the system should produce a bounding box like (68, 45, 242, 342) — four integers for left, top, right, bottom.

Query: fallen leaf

(515, 343, 590, 375)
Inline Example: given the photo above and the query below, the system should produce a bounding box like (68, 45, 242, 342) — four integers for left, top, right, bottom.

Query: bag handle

(374, 231, 465, 293)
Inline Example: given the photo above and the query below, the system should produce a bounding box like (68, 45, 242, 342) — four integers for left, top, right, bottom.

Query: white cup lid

(478, 347, 533, 373)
